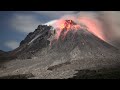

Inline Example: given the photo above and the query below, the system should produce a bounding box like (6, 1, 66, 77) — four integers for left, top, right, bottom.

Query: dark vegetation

(0, 73, 34, 79)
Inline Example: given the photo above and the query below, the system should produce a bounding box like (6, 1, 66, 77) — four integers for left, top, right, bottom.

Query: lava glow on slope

(53, 20, 81, 39)
(50, 17, 105, 42)
(78, 17, 105, 41)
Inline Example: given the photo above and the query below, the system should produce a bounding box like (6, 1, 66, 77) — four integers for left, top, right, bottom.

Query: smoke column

(77, 11, 120, 49)
(46, 11, 120, 49)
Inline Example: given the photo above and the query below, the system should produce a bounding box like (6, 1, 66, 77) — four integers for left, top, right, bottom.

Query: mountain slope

(9, 25, 52, 59)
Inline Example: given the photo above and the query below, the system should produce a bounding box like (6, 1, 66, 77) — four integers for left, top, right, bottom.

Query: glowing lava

(54, 20, 81, 39)
(51, 18, 105, 42)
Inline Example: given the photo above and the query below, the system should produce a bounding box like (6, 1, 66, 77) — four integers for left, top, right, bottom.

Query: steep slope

(9, 25, 52, 59)
(51, 28, 119, 58)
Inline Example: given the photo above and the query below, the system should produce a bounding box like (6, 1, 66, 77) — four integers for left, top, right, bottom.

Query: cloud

(98, 11, 120, 39)
(4, 40, 19, 50)
(33, 11, 76, 19)
(10, 12, 76, 34)
(11, 14, 42, 33)
(73, 11, 120, 48)
(44, 20, 58, 26)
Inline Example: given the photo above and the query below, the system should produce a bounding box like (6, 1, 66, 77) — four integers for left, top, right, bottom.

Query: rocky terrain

(0, 20, 120, 79)
(0, 50, 8, 60)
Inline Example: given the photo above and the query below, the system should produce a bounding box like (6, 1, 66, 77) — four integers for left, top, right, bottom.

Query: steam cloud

(46, 11, 120, 49)
(77, 11, 120, 49)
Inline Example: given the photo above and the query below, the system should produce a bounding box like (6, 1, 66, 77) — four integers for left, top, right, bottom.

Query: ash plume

(46, 11, 120, 49)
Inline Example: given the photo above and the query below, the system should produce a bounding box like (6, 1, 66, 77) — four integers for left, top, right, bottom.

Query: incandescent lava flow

(54, 20, 87, 40)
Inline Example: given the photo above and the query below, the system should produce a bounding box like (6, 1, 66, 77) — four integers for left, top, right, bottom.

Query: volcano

(0, 20, 120, 79)
(8, 20, 119, 59)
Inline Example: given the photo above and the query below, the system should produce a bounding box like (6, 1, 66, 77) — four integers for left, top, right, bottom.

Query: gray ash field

(0, 20, 120, 79)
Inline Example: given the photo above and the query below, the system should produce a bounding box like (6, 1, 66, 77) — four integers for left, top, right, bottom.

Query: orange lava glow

(54, 19, 81, 39)
(52, 17, 105, 42)
(78, 17, 105, 41)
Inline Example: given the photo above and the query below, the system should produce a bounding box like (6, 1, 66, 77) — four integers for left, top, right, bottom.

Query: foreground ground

(0, 57, 120, 79)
